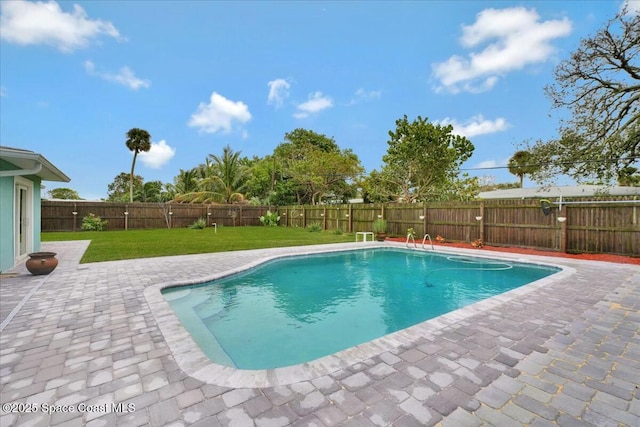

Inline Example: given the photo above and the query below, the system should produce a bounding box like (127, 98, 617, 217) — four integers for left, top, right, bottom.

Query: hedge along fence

(278, 197, 640, 257)
(41, 200, 275, 231)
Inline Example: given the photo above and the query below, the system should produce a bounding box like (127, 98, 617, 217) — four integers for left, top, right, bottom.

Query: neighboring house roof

(479, 185, 640, 199)
(0, 146, 70, 182)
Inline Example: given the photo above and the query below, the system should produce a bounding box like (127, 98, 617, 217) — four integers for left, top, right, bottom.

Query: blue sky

(1, 0, 637, 200)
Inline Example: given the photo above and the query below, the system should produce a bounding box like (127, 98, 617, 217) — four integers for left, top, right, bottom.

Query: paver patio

(0, 240, 638, 426)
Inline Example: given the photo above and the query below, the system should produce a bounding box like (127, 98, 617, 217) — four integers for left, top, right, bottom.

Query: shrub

(81, 213, 107, 231)
(307, 223, 322, 232)
(372, 219, 388, 233)
(332, 228, 343, 235)
(189, 218, 207, 229)
(259, 210, 280, 226)
(406, 228, 416, 239)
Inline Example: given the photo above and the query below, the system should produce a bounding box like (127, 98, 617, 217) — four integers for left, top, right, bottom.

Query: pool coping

(144, 241, 575, 388)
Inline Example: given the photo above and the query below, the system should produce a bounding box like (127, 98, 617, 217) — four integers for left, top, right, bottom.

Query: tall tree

(507, 150, 537, 188)
(535, 7, 640, 183)
(368, 115, 474, 202)
(274, 129, 363, 204)
(125, 128, 151, 202)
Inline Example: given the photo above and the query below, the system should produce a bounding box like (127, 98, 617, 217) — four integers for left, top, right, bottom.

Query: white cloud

(0, 0, 122, 53)
(267, 78, 290, 108)
(188, 92, 252, 134)
(294, 91, 333, 119)
(439, 115, 509, 138)
(432, 7, 572, 93)
(0, 86, 6, 97)
(476, 160, 499, 169)
(139, 140, 175, 169)
(622, 0, 640, 15)
(84, 60, 150, 90)
(475, 155, 511, 170)
(348, 88, 382, 105)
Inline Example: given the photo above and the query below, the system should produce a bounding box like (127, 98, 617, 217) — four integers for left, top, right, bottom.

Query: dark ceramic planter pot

(26, 252, 58, 276)
(375, 232, 387, 242)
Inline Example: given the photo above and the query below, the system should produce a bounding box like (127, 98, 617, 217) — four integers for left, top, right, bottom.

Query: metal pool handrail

(422, 234, 434, 250)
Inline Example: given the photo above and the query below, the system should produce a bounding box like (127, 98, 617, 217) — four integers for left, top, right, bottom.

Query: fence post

(348, 205, 353, 232)
(478, 202, 485, 242)
(559, 208, 568, 253)
(422, 203, 427, 236)
(323, 207, 327, 230)
(72, 203, 78, 232)
(302, 207, 306, 228)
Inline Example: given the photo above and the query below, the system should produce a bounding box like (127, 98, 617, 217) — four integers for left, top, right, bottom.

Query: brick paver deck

(0, 241, 638, 426)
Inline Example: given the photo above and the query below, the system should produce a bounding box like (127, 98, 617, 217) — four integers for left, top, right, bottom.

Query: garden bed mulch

(385, 237, 640, 265)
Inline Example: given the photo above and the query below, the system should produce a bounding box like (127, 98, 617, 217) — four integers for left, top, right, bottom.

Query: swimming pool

(162, 248, 559, 370)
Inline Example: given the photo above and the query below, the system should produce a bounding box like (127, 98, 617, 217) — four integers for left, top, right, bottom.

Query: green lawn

(42, 226, 355, 263)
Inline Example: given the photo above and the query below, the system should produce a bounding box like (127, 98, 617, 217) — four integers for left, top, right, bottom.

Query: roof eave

(0, 147, 71, 182)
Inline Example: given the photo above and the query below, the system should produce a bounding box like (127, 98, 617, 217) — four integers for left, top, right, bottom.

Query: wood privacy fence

(42, 198, 639, 257)
(41, 201, 274, 231)
(277, 198, 640, 257)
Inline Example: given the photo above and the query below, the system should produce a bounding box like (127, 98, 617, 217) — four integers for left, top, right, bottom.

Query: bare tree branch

(537, 10, 640, 183)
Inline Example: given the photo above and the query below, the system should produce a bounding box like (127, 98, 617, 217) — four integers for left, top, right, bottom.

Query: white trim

(0, 146, 70, 182)
(14, 176, 34, 264)
(0, 161, 42, 177)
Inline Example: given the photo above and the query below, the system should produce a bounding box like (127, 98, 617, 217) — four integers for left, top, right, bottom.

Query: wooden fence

(278, 198, 640, 257)
(41, 201, 274, 231)
(41, 198, 639, 257)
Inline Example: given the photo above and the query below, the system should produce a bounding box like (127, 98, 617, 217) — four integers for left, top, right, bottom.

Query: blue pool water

(162, 248, 559, 370)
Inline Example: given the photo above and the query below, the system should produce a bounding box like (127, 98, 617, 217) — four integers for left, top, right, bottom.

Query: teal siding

(0, 175, 15, 272)
(0, 158, 42, 272)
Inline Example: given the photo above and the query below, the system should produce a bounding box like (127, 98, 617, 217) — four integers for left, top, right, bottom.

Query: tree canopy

(363, 115, 475, 202)
(47, 187, 82, 200)
(107, 122, 485, 205)
(273, 129, 363, 204)
(508, 150, 537, 188)
(108, 172, 143, 202)
(532, 8, 640, 183)
(173, 145, 249, 204)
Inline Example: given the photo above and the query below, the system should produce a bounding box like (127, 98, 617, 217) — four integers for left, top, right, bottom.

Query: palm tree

(170, 168, 198, 196)
(508, 150, 537, 188)
(207, 145, 248, 203)
(135, 180, 165, 202)
(173, 146, 248, 204)
(125, 128, 151, 202)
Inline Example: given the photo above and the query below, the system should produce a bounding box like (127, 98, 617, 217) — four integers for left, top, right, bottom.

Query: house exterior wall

(0, 159, 41, 272)
(0, 174, 14, 272)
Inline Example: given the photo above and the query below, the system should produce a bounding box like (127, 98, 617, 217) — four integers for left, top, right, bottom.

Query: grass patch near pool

(42, 227, 354, 263)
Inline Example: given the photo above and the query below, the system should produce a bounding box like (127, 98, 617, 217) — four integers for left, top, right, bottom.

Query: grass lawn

(42, 226, 355, 263)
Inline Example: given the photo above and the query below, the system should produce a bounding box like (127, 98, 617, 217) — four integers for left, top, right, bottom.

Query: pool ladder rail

(405, 233, 435, 250)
